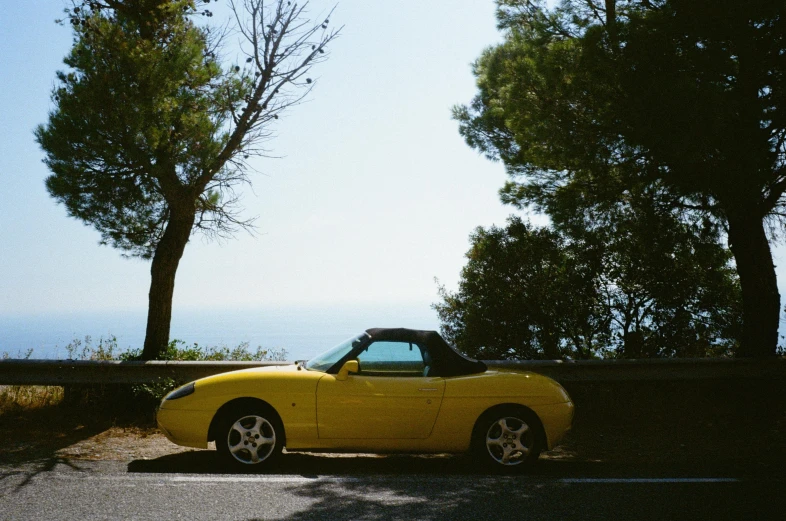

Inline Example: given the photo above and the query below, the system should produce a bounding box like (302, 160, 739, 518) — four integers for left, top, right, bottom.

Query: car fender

(159, 365, 324, 445)
(427, 370, 572, 451)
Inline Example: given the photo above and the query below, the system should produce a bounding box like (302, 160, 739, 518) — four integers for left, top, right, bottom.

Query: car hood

(194, 363, 302, 385)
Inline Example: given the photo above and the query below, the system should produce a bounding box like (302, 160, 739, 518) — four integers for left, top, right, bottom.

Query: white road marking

(560, 478, 739, 483)
(170, 476, 355, 483)
(43, 474, 740, 484)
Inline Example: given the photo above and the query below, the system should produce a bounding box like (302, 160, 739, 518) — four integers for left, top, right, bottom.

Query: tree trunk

(726, 210, 780, 357)
(539, 326, 561, 359)
(605, 0, 617, 45)
(141, 206, 196, 360)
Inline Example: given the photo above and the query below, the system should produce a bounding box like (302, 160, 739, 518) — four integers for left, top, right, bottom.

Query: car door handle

(419, 388, 438, 392)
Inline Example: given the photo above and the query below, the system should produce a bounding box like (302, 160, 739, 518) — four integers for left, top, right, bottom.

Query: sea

(0, 303, 440, 361)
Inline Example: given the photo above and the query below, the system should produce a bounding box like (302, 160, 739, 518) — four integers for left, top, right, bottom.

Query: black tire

(472, 406, 542, 473)
(215, 406, 283, 469)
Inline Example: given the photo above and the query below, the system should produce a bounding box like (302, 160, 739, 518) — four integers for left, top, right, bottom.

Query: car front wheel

(474, 407, 541, 472)
(216, 408, 283, 468)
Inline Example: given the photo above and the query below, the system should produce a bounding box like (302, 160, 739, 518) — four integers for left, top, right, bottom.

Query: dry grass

(0, 385, 64, 413)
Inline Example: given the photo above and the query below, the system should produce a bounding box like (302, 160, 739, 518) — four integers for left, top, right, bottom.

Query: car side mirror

(336, 359, 359, 381)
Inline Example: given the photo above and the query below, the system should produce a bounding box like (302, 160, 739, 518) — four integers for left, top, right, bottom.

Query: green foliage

(1, 348, 34, 360)
(64, 335, 120, 361)
(454, 0, 784, 356)
(4, 335, 288, 363)
(37, 0, 229, 258)
(583, 200, 742, 358)
(40, 334, 289, 406)
(458, 0, 785, 214)
(37, 0, 339, 258)
(124, 378, 181, 407)
(436, 217, 607, 360)
(120, 339, 288, 403)
(36, 0, 340, 359)
(436, 207, 742, 360)
(120, 338, 288, 362)
(2, 334, 288, 414)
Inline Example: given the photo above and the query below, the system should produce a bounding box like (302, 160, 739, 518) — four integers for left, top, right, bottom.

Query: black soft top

(365, 328, 487, 377)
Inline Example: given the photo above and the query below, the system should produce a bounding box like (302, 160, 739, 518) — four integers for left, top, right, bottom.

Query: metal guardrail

(0, 360, 287, 386)
(484, 357, 786, 382)
(0, 357, 784, 386)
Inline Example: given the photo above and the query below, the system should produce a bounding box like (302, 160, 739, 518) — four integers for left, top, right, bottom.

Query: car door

(316, 340, 446, 439)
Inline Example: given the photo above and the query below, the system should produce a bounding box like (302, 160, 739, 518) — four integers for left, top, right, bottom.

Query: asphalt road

(1, 453, 783, 521)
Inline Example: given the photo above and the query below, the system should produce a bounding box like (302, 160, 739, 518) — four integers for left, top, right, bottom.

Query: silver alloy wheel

(485, 416, 534, 466)
(226, 415, 276, 465)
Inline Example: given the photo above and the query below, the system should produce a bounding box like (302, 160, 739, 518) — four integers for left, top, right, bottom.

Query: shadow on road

(128, 451, 481, 475)
(126, 449, 771, 479)
(126, 451, 786, 521)
(253, 469, 784, 521)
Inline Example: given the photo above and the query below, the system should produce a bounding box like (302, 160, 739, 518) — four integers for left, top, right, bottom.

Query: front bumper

(156, 407, 213, 449)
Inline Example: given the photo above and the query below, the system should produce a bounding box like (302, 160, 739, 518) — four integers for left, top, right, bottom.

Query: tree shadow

(126, 448, 761, 479)
(0, 402, 132, 493)
(0, 405, 115, 466)
(0, 456, 93, 494)
(240, 462, 780, 521)
(125, 438, 786, 520)
(268, 477, 517, 521)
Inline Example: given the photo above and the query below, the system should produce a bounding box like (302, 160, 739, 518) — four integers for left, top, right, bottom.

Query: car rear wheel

(474, 406, 541, 472)
(216, 408, 283, 468)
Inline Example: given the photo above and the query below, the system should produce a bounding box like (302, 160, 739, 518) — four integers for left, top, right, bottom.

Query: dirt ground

(0, 407, 178, 464)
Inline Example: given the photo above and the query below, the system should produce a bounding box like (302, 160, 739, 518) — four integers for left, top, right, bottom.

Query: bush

(2, 335, 288, 417)
(119, 339, 289, 408)
(119, 339, 288, 362)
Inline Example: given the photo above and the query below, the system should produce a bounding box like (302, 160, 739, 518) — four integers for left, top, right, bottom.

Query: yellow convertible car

(157, 328, 574, 471)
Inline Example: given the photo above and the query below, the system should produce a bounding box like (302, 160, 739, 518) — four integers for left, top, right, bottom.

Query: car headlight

(164, 382, 195, 401)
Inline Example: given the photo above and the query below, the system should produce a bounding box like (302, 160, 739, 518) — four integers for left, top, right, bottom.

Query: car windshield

(305, 333, 369, 372)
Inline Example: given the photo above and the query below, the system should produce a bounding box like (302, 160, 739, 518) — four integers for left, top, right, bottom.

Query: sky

(2, 1, 786, 339)
(0, 0, 528, 323)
